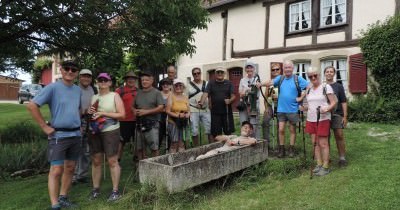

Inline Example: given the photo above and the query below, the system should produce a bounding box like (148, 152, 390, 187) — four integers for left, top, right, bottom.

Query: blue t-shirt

(33, 80, 82, 138)
(273, 75, 309, 113)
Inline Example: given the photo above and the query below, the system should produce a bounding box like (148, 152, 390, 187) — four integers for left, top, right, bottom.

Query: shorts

(136, 122, 159, 151)
(331, 114, 344, 129)
(305, 120, 330, 137)
(211, 113, 234, 136)
(190, 111, 211, 136)
(168, 121, 189, 143)
(89, 129, 121, 157)
(277, 112, 299, 125)
(119, 121, 136, 143)
(48, 136, 81, 165)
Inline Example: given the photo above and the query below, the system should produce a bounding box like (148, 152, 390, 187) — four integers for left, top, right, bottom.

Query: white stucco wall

(268, 3, 285, 48)
(286, 35, 312, 47)
(227, 2, 266, 51)
(317, 32, 345, 43)
(352, 0, 395, 38)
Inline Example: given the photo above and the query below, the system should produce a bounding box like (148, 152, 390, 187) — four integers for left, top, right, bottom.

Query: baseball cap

(140, 70, 153, 77)
(97, 73, 111, 80)
(61, 60, 79, 69)
(79, 69, 92, 76)
(215, 66, 225, 72)
(173, 78, 185, 86)
(245, 61, 256, 69)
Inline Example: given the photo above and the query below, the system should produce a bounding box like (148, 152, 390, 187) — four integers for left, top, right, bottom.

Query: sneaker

(338, 159, 348, 167)
(89, 188, 101, 201)
(315, 167, 330, 176)
(107, 190, 121, 202)
(58, 195, 78, 208)
(312, 165, 322, 174)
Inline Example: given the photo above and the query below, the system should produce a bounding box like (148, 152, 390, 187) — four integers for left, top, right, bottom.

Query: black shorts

(210, 113, 235, 136)
(119, 121, 136, 144)
(48, 136, 81, 164)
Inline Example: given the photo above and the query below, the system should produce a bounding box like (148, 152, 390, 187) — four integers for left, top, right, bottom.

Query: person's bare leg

(334, 129, 346, 158)
(319, 137, 330, 168)
(48, 165, 63, 205)
(107, 155, 121, 191)
(192, 136, 199, 147)
(151, 149, 159, 157)
(59, 160, 76, 196)
(289, 123, 296, 146)
(91, 153, 103, 189)
(313, 135, 322, 165)
(178, 140, 185, 152)
(117, 142, 124, 161)
(278, 121, 286, 145)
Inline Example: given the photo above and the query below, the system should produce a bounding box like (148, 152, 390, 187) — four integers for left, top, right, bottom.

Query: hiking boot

(58, 195, 78, 208)
(315, 167, 330, 176)
(277, 145, 285, 158)
(89, 188, 101, 201)
(288, 145, 295, 158)
(338, 159, 348, 167)
(312, 165, 322, 174)
(107, 190, 121, 202)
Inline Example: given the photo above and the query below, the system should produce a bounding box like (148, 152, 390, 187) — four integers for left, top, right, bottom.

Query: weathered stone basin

(139, 140, 268, 193)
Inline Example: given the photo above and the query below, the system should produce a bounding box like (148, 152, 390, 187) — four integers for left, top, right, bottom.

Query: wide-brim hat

(124, 71, 138, 79)
(245, 61, 256, 69)
(140, 70, 153, 77)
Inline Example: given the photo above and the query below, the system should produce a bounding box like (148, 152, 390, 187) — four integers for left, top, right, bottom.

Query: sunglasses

(97, 78, 109, 83)
(64, 67, 79, 73)
(272, 68, 280, 72)
(308, 74, 318, 79)
(174, 84, 183, 87)
(216, 71, 224, 74)
(192, 72, 201, 76)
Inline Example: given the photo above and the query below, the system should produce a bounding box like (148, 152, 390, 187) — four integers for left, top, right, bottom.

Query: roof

(0, 75, 24, 82)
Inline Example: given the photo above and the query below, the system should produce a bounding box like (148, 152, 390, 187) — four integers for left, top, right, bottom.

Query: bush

(348, 95, 400, 123)
(0, 121, 46, 144)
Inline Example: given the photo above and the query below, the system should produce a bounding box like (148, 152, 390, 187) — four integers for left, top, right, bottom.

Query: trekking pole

(225, 96, 231, 134)
(195, 99, 202, 146)
(165, 114, 169, 154)
(310, 106, 321, 179)
(271, 100, 275, 151)
(103, 154, 106, 181)
(301, 111, 306, 159)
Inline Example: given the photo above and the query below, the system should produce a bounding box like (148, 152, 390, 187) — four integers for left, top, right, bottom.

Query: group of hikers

(26, 59, 348, 209)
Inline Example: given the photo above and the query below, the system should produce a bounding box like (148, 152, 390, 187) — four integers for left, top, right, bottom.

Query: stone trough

(139, 140, 268, 193)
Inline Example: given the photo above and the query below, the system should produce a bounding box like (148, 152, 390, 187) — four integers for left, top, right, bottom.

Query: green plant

(0, 121, 46, 144)
(348, 95, 400, 123)
(360, 15, 400, 100)
(32, 57, 53, 83)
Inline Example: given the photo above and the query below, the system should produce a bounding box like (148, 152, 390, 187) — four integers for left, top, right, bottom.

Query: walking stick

(310, 106, 321, 179)
(225, 97, 231, 134)
(195, 99, 202, 146)
(165, 114, 169, 154)
(301, 111, 306, 159)
(271, 100, 276, 151)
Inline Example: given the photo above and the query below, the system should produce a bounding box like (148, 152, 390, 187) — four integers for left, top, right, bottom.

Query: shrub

(348, 95, 400, 123)
(0, 121, 46, 144)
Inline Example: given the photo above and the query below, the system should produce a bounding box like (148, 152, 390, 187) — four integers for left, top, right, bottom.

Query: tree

(360, 15, 400, 100)
(0, 0, 209, 75)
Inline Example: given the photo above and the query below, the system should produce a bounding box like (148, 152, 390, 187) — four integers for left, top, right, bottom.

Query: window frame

(319, 0, 347, 28)
(294, 61, 311, 81)
(320, 58, 348, 89)
(288, 0, 312, 33)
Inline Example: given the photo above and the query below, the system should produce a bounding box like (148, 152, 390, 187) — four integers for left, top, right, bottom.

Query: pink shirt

(306, 84, 333, 122)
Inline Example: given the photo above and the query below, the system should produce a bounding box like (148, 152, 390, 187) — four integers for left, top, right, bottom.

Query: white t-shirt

(306, 84, 334, 122)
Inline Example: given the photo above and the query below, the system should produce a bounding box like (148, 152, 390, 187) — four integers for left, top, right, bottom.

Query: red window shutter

(41, 68, 52, 85)
(349, 53, 367, 94)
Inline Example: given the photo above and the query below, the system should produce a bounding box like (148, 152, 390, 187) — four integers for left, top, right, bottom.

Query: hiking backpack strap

(278, 75, 302, 97)
(201, 81, 206, 92)
(189, 81, 202, 99)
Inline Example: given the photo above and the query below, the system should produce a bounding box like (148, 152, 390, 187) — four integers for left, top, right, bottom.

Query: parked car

(18, 84, 43, 104)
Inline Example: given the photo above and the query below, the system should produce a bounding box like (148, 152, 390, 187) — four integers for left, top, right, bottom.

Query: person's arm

(214, 135, 230, 142)
(199, 92, 208, 107)
(227, 137, 257, 146)
(27, 102, 54, 135)
(165, 95, 179, 118)
(342, 102, 348, 127)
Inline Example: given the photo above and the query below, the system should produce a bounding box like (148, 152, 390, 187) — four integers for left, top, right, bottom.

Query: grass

(0, 103, 399, 209)
(0, 103, 50, 130)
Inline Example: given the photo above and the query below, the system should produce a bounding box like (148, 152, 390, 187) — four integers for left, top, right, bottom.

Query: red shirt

(115, 86, 137, 121)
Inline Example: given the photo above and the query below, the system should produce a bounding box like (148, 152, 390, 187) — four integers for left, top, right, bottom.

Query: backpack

(306, 84, 338, 113)
(278, 75, 302, 97)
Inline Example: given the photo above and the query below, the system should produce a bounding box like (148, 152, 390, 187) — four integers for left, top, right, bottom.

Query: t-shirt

(306, 84, 334, 122)
(33, 80, 81, 138)
(135, 87, 164, 121)
(91, 92, 120, 132)
(329, 82, 347, 116)
(80, 85, 94, 114)
(187, 80, 208, 112)
(204, 80, 234, 114)
(273, 75, 309, 113)
(115, 86, 137, 121)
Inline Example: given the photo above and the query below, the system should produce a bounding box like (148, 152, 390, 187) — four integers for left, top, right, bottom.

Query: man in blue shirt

(260, 60, 309, 158)
(27, 60, 82, 210)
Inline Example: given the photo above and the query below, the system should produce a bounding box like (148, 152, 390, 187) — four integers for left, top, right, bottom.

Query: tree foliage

(0, 0, 209, 74)
(359, 15, 400, 100)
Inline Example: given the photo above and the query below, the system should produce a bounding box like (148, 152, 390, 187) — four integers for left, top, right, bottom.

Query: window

(289, 1, 311, 32)
(321, 59, 347, 88)
(294, 62, 311, 81)
(320, 0, 346, 27)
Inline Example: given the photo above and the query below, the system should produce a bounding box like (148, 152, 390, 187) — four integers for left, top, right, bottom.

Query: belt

(54, 127, 81, 132)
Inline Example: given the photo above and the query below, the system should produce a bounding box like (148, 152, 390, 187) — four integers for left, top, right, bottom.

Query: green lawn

(0, 103, 399, 209)
(0, 103, 50, 130)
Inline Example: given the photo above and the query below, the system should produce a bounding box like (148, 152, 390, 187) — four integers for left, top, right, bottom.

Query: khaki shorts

(136, 122, 159, 151)
(89, 129, 121, 157)
(331, 114, 344, 129)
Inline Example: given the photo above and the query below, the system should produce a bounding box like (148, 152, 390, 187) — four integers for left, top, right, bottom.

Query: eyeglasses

(272, 68, 280, 72)
(162, 83, 170, 86)
(98, 78, 109, 83)
(192, 72, 201, 76)
(308, 74, 318, 79)
(64, 67, 79, 73)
